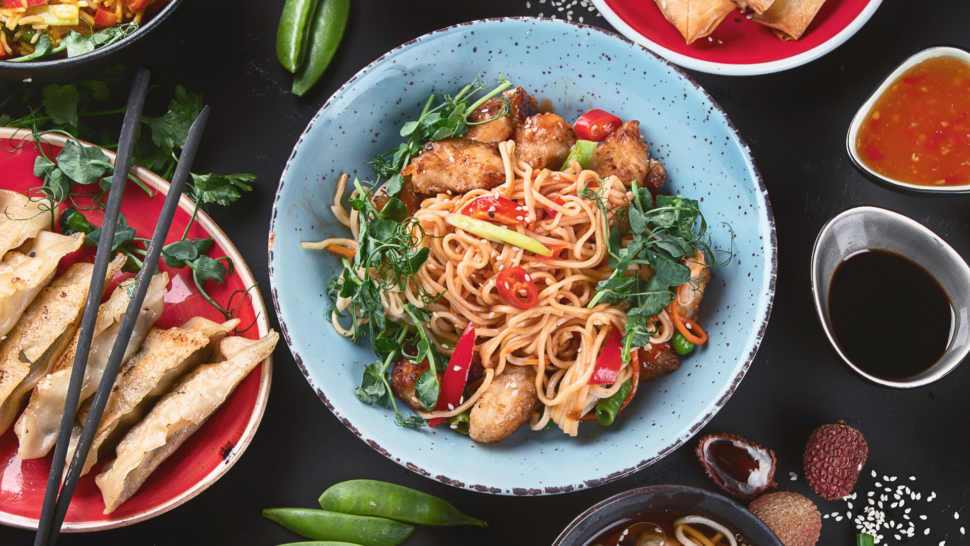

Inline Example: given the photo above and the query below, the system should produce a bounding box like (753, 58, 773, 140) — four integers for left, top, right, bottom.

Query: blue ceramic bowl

(269, 17, 776, 495)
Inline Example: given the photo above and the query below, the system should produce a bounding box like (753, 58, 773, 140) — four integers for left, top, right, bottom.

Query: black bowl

(553, 485, 783, 546)
(0, 0, 186, 83)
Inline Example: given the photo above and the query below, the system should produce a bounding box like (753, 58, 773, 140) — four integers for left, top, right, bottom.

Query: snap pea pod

(278, 543, 362, 546)
(319, 480, 487, 527)
(277, 0, 320, 72)
(292, 0, 349, 96)
(262, 508, 413, 546)
(595, 378, 632, 426)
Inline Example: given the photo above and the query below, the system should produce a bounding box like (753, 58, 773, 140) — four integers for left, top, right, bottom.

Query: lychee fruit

(749, 491, 821, 546)
(803, 420, 868, 501)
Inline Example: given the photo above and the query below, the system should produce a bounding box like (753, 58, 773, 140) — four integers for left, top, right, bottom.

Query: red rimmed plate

(593, 0, 882, 75)
(0, 128, 272, 531)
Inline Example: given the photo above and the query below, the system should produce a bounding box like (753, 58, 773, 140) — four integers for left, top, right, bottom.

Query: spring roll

(733, 0, 775, 14)
(653, 0, 737, 44)
(0, 254, 125, 434)
(66, 316, 240, 476)
(96, 330, 278, 514)
(0, 189, 51, 258)
(15, 272, 168, 460)
(753, 0, 828, 41)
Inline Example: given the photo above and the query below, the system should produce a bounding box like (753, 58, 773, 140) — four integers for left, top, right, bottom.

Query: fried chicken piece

(469, 365, 537, 443)
(466, 87, 540, 144)
(513, 113, 577, 171)
(638, 342, 681, 383)
(402, 138, 505, 195)
(389, 356, 433, 412)
(590, 120, 667, 190)
(674, 250, 710, 321)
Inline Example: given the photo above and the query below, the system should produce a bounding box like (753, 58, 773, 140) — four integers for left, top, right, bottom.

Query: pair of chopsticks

(33, 68, 211, 546)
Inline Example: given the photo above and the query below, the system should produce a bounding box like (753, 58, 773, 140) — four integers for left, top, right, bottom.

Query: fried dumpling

(67, 316, 240, 476)
(15, 272, 168, 460)
(96, 330, 278, 514)
(0, 231, 84, 338)
(0, 189, 51, 258)
(0, 255, 125, 434)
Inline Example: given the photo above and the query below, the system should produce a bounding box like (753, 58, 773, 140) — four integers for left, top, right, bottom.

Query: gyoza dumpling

(15, 272, 168, 460)
(0, 189, 51, 257)
(96, 330, 278, 514)
(0, 255, 125, 434)
(67, 316, 240, 476)
(0, 231, 84, 338)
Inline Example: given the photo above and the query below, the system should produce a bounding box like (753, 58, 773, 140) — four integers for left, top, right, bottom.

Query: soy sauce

(828, 249, 953, 380)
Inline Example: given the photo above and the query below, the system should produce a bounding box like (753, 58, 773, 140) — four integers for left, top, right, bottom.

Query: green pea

(262, 508, 412, 546)
(672, 331, 694, 355)
(319, 480, 486, 527)
(292, 0, 349, 96)
(21, 29, 36, 42)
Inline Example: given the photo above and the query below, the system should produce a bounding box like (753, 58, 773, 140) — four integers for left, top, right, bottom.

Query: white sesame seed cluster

(526, 0, 602, 23)
(820, 469, 964, 544)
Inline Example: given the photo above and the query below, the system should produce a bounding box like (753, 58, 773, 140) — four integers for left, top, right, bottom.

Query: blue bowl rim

(551, 484, 783, 546)
(268, 16, 779, 494)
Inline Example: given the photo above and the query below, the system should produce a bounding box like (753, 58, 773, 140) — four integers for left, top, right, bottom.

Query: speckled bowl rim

(0, 128, 273, 532)
(552, 485, 783, 546)
(269, 16, 777, 495)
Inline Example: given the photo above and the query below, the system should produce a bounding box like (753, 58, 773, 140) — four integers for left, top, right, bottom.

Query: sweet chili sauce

(855, 56, 970, 186)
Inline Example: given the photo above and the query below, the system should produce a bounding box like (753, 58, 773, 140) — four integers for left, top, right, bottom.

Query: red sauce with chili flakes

(856, 56, 970, 186)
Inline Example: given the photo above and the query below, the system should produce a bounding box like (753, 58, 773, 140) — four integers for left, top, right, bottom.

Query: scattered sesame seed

(956, 511, 960, 520)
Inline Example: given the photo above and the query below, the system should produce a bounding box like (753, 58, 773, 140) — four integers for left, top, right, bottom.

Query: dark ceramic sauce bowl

(553, 485, 782, 546)
(0, 0, 186, 83)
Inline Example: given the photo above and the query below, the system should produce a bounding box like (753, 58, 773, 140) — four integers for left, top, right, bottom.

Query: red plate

(593, 0, 882, 75)
(0, 129, 272, 531)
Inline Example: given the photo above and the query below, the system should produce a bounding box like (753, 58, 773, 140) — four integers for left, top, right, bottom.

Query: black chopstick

(41, 104, 211, 545)
(32, 68, 151, 546)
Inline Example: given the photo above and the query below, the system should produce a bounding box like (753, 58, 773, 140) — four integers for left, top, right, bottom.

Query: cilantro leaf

(43, 84, 80, 129)
(141, 85, 203, 150)
(189, 172, 255, 206)
(396, 413, 426, 430)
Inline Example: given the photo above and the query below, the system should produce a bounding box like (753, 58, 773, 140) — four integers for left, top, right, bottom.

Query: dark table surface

(3, 0, 970, 544)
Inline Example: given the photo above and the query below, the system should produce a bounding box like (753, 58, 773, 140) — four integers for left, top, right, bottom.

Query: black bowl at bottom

(553, 485, 783, 546)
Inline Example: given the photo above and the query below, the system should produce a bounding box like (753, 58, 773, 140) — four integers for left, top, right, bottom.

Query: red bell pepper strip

(545, 197, 566, 219)
(94, 6, 118, 27)
(496, 266, 538, 309)
(589, 326, 624, 385)
(461, 195, 530, 226)
(428, 322, 476, 427)
(574, 109, 622, 142)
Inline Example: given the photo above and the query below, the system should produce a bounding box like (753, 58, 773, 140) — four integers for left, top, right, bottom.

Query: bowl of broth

(553, 485, 782, 546)
(811, 206, 970, 388)
(846, 46, 970, 193)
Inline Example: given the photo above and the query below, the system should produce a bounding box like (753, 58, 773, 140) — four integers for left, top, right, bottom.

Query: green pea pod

(292, 0, 349, 96)
(263, 508, 413, 546)
(277, 0, 320, 72)
(319, 480, 487, 527)
(278, 543, 363, 546)
(560, 139, 597, 170)
(595, 378, 632, 426)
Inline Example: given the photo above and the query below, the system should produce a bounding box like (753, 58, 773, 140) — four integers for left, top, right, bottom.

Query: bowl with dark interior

(553, 485, 782, 546)
(811, 206, 970, 388)
(0, 0, 186, 83)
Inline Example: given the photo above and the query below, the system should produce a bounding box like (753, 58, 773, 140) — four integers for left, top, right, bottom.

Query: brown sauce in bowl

(828, 249, 954, 380)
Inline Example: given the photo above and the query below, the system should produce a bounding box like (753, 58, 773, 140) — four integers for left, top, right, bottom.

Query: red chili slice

(574, 109, 622, 142)
(94, 5, 118, 27)
(428, 322, 476, 427)
(545, 197, 566, 219)
(462, 195, 530, 226)
(496, 266, 538, 309)
(534, 243, 565, 262)
(589, 326, 624, 385)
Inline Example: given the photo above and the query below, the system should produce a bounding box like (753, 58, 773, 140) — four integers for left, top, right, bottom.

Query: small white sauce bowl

(846, 46, 970, 194)
(811, 206, 970, 388)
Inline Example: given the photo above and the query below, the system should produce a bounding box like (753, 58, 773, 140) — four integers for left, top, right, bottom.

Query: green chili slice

(292, 0, 349, 96)
(595, 378, 632, 426)
(560, 140, 597, 170)
(318, 480, 487, 527)
(262, 508, 412, 546)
